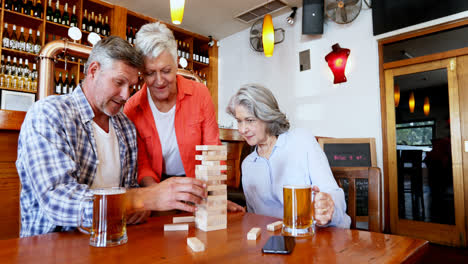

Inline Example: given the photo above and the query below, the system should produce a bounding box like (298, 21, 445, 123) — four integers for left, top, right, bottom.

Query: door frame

(384, 59, 465, 246)
(378, 18, 468, 247)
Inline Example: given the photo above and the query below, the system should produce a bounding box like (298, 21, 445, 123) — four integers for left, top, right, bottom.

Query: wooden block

(202, 150, 227, 156)
(187, 237, 205, 252)
(196, 145, 227, 151)
(199, 194, 227, 207)
(195, 214, 227, 226)
(164, 223, 189, 231)
(197, 204, 227, 214)
(201, 160, 220, 166)
(247, 227, 261, 240)
(196, 174, 227, 182)
(208, 188, 227, 196)
(173, 216, 195, 223)
(206, 184, 226, 191)
(196, 223, 227, 232)
(195, 165, 227, 171)
(266, 221, 283, 231)
(195, 169, 222, 177)
(206, 180, 223, 185)
(196, 154, 227, 161)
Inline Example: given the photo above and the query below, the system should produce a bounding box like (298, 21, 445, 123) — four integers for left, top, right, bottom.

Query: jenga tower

(195, 145, 228, 231)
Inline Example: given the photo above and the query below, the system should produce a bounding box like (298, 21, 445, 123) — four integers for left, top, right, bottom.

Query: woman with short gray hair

(227, 84, 350, 228)
(124, 22, 244, 213)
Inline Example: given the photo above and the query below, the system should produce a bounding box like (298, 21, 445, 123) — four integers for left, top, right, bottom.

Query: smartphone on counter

(262, 236, 295, 254)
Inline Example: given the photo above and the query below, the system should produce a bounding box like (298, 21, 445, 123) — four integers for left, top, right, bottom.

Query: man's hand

(134, 177, 207, 213)
(312, 186, 334, 226)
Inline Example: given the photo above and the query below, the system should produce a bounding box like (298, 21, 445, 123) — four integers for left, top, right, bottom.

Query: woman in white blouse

(226, 84, 350, 228)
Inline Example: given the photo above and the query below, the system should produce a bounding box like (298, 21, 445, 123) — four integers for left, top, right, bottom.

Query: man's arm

(18, 103, 93, 227)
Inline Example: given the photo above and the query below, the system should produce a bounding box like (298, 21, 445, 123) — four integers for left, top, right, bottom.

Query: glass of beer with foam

(282, 185, 315, 237)
(78, 187, 127, 247)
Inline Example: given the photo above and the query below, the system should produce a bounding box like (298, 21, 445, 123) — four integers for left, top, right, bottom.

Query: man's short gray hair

(227, 84, 290, 136)
(135, 22, 178, 64)
(84, 36, 144, 74)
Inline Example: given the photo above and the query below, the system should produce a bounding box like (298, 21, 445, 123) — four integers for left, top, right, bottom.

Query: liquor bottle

(31, 63, 38, 91)
(206, 50, 209, 64)
(2, 23, 10, 49)
(62, 72, 69, 93)
(94, 14, 100, 34)
(4, 0, 13, 10)
(26, 29, 34, 53)
(55, 72, 62, 94)
(18, 58, 24, 76)
(34, 0, 43, 18)
(0, 55, 4, 74)
(70, 74, 76, 91)
(82, 9, 88, 31)
(46, 0, 53, 21)
(104, 16, 110, 36)
(24, 59, 30, 77)
(87, 12, 94, 32)
(23, 0, 33, 16)
(186, 43, 190, 59)
(70, 5, 78, 28)
(12, 64, 19, 89)
(127, 26, 133, 44)
(5, 68, 12, 88)
(34, 30, 41, 54)
(13, 0, 22, 12)
(0, 62, 5, 88)
(62, 3, 69, 25)
(18, 27, 26, 52)
(5, 56, 12, 75)
(53, 0, 61, 24)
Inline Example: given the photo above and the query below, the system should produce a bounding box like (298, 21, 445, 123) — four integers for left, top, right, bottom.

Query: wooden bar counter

(0, 212, 428, 263)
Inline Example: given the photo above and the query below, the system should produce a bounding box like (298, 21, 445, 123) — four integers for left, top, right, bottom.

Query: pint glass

(282, 185, 315, 237)
(78, 187, 127, 247)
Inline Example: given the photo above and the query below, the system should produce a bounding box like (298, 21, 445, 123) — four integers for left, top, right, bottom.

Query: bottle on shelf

(13, 0, 22, 13)
(87, 12, 94, 32)
(18, 58, 24, 76)
(62, 3, 69, 26)
(18, 27, 26, 52)
(95, 14, 101, 35)
(0, 55, 5, 74)
(9, 24, 18, 50)
(63, 72, 69, 94)
(70, 5, 78, 28)
(0, 63, 5, 88)
(70, 74, 76, 91)
(55, 72, 62, 94)
(82, 9, 88, 31)
(23, 58, 30, 77)
(31, 63, 38, 91)
(2, 23, 10, 49)
(127, 26, 133, 44)
(5, 68, 13, 88)
(25, 0, 34, 16)
(26, 29, 34, 53)
(46, 0, 53, 21)
(104, 16, 110, 36)
(34, 0, 43, 18)
(11, 64, 19, 89)
(4, 0, 13, 11)
(34, 30, 41, 54)
(11, 57, 18, 76)
(5, 56, 12, 75)
(53, 0, 61, 24)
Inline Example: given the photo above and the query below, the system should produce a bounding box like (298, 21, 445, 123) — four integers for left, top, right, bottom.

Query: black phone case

(262, 236, 296, 254)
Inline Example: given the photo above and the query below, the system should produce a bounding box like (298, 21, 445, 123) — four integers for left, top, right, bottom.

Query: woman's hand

(312, 186, 335, 226)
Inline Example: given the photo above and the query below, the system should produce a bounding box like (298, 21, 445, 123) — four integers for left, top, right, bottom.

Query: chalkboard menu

(318, 138, 377, 167)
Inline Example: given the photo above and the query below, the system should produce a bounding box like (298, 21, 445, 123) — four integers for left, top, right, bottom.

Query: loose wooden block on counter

(164, 223, 189, 231)
(267, 221, 283, 231)
(187, 237, 205, 252)
(247, 227, 261, 240)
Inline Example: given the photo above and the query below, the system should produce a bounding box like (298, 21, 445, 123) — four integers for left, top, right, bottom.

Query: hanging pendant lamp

(424, 96, 430, 116)
(262, 14, 274, 57)
(394, 84, 400, 107)
(409, 92, 415, 113)
(170, 0, 185, 25)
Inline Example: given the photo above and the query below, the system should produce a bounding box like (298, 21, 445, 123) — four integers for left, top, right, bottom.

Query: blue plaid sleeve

(17, 99, 93, 233)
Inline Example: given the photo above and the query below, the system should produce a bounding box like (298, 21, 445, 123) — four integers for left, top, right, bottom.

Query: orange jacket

(124, 75, 221, 183)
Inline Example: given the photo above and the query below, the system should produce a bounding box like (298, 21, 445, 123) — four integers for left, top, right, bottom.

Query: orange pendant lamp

(394, 84, 400, 107)
(262, 14, 274, 57)
(424, 96, 430, 116)
(409, 92, 415, 113)
(170, 0, 185, 25)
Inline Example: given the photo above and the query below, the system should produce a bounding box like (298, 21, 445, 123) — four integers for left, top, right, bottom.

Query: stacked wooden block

(195, 145, 228, 231)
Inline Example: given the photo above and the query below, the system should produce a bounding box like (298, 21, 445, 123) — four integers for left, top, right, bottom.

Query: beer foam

(92, 188, 126, 195)
(283, 185, 311, 189)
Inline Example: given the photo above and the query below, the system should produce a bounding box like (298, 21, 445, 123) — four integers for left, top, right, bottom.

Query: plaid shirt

(16, 86, 138, 237)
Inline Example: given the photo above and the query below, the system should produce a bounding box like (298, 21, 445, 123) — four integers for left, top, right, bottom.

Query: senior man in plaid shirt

(16, 36, 207, 237)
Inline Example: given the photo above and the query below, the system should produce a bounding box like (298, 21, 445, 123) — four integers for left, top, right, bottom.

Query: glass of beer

(78, 187, 127, 247)
(282, 185, 315, 237)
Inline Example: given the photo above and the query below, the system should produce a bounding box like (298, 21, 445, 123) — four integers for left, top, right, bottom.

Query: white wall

(218, 8, 383, 166)
(218, 7, 468, 170)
